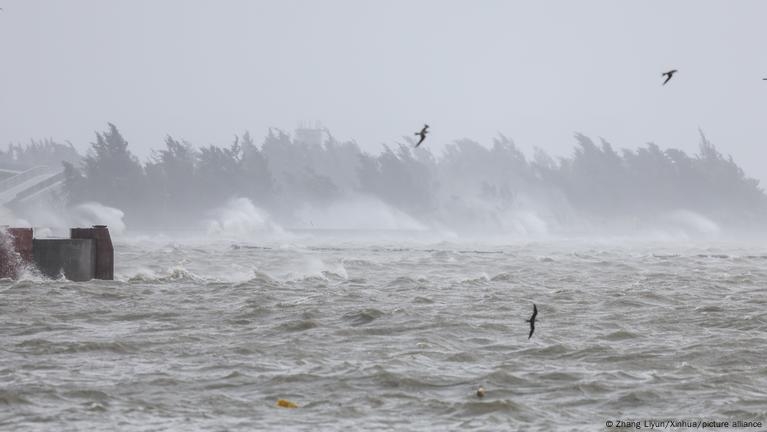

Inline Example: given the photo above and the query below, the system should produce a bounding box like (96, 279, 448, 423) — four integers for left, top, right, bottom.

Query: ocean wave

(454, 274, 490, 286)
(599, 329, 642, 341)
(341, 308, 385, 327)
(0, 391, 32, 405)
(274, 319, 320, 332)
(14, 339, 138, 355)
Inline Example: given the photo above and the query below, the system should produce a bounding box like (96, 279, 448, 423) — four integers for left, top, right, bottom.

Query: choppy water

(2, 235, 767, 431)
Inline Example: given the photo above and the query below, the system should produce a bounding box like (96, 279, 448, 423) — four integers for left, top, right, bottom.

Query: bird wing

(528, 322, 535, 339)
(415, 135, 426, 147)
(531, 304, 538, 320)
(662, 74, 672, 85)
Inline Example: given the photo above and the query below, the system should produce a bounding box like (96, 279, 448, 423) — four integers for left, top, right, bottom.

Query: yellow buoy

(476, 386, 486, 398)
(276, 399, 299, 408)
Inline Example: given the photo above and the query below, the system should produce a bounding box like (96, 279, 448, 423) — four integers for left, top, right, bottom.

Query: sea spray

(294, 195, 427, 231)
(206, 198, 288, 240)
(0, 229, 23, 279)
(664, 209, 721, 238)
(70, 203, 126, 235)
(4, 201, 127, 238)
(0, 207, 24, 227)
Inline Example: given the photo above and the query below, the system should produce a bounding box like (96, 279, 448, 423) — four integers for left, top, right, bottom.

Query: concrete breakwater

(0, 226, 113, 281)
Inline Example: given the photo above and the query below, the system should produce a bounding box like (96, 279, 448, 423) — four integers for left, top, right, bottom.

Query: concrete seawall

(0, 226, 113, 281)
(71, 225, 114, 280)
(32, 238, 96, 281)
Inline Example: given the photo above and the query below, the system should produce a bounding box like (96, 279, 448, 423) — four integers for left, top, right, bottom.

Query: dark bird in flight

(526, 303, 538, 339)
(414, 124, 429, 148)
(661, 69, 678, 85)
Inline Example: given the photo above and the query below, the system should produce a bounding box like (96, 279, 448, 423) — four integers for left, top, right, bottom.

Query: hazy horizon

(1, 1, 766, 182)
(3, 124, 764, 243)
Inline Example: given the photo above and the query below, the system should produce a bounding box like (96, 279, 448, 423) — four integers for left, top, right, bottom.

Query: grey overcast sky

(1, 1, 766, 180)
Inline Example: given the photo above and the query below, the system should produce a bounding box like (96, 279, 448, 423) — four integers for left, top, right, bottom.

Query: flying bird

(661, 69, 678, 85)
(526, 303, 538, 339)
(414, 124, 429, 148)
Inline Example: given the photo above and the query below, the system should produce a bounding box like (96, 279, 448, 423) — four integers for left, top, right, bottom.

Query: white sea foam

(206, 198, 288, 240)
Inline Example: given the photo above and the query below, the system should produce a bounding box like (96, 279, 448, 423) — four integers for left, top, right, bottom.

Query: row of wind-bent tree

(0, 139, 80, 170)
(60, 123, 767, 231)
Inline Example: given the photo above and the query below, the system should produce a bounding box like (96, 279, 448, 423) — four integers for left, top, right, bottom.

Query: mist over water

(4, 125, 764, 242)
(295, 195, 428, 232)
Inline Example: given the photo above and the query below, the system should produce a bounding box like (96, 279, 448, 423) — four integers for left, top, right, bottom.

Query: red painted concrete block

(70, 225, 114, 280)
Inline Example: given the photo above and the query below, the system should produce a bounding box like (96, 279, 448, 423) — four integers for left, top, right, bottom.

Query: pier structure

(0, 226, 114, 281)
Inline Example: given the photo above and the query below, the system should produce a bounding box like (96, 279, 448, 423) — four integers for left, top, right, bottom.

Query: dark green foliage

(239, 132, 273, 202)
(358, 142, 437, 216)
(144, 136, 198, 224)
(69, 124, 147, 225)
(57, 123, 767, 229)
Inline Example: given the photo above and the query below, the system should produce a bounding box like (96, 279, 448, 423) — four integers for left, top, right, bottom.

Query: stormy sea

(2, 231, 766, 431)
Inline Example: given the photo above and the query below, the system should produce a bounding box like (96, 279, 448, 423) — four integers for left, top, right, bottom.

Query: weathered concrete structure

(32, 238, 95, 281)
(0, 226, 114, 281)
(71, 225, 114, 280)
